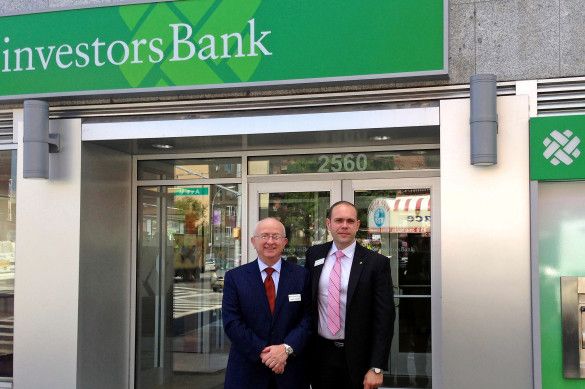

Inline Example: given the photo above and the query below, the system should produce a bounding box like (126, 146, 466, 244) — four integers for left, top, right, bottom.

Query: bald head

(254, 217, 286, 236)
(251, 217, 288, 265)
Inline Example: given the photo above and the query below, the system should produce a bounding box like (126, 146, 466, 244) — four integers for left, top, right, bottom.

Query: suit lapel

(311, 242, 333, 303)
(246, 259, 272, 316)
(346, 243, 367, 309)
(272, 259, 288, 321)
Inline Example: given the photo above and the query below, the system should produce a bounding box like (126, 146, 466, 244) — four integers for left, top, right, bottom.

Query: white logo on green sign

(543, 130, 581, 166)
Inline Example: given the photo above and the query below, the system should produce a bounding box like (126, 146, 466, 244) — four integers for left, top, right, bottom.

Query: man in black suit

(305, 201, 395, 389)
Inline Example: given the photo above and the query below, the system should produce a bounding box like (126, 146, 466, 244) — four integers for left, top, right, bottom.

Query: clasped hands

(260, 344, 288, 374)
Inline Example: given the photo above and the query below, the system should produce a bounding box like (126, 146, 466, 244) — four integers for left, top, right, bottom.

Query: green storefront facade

(531, 115, 585, 388)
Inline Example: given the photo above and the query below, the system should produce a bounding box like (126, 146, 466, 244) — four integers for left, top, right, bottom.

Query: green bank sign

(0, 0, 445, 99)
(530, 115, 585, 181)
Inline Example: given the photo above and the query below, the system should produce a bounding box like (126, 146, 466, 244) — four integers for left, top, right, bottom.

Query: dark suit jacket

(305, 242, 395, 385)
(222, 259, 311, 389)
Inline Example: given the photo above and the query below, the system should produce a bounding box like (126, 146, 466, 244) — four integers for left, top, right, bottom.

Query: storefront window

(0, 150, 15, 379)
(138, 158, 241, 180)
(258, 191, 330, 266)
(249, 150, 439, 175)
(137, 184, 241, 388)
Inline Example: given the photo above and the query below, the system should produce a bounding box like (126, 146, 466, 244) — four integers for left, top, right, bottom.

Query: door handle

(581, 306, 585, 349)
(561, 277, 585, 378)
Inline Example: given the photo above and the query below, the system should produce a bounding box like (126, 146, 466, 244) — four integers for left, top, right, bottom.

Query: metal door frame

(248, 176, 441, 389)
(247, 180, 342, 263)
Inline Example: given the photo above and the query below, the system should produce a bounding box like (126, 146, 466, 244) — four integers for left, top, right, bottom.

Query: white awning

(82, 107, 439, 141)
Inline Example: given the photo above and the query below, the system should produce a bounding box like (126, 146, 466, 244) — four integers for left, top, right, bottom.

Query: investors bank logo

(543, 130, 581, 166)
(531, 115, 585, 181)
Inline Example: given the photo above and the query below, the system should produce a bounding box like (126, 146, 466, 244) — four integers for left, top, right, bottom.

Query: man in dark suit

(222, 217, 311, 389)
(305, 201, 395, 389)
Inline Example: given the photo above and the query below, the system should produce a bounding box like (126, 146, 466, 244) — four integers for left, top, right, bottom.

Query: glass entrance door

(137, 175, 437, 389)
(350, 178, 438, 389)
(248, 181, 341, 265)
(249, 178, 438, 389)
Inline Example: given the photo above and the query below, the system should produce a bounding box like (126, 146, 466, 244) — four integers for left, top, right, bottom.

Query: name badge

(288, 294, 301, 302)
(314, 258, 325, 267)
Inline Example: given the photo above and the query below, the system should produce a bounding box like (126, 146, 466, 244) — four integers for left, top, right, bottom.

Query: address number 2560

(317, 154, 368, 173)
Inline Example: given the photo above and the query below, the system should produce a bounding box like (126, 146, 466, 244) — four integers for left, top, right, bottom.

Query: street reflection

(0, 151, 15, 379)
(259, 191, 330, 266)
(137, 183, 240, 389)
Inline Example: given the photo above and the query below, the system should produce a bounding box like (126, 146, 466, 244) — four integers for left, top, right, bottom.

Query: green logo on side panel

(0, 0, 445, 99)
(530, 115, 585, 181)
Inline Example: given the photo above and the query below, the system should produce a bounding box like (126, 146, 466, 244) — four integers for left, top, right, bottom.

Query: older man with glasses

(222, 217, 311, 389)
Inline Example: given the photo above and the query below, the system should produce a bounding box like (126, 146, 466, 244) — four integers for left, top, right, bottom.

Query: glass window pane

(249, 150, 439, 175)
(0, 150, 15, 379)
(355, 188, 431, 388)
(258, 191, 331, 266)
(136, 187, 161, 373)
(137, 184, 241, 389)
(138, 158, 241, 180)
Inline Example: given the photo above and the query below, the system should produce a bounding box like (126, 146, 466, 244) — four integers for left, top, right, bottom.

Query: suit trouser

(268, 375, 278, 389)
(311, 336, 362, 389)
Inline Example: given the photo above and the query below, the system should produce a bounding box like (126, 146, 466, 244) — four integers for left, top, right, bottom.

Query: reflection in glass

(138, 158, 241, 180)
(0, 151, 14, 379)
(249, 150, 439, 175)
(258, 192, 330, 266)
(137, 184, 241, 389)
(355, 188, 432, 388)
(137, 187, 160, 377)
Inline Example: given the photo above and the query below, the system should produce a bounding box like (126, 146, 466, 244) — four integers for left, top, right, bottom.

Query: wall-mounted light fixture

(23, 100, 60, 179)
(470, 74, 498, 166)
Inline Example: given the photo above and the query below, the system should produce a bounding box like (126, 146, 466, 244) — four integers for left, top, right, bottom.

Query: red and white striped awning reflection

(387, 195, 431, 212)
(367, 195, 431, 234)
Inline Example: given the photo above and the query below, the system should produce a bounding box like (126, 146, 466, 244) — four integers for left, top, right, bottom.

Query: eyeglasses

(255, 234, 286, 241)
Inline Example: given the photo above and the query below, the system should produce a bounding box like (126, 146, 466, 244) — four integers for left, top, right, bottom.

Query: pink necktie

(327, 250, 344, 335)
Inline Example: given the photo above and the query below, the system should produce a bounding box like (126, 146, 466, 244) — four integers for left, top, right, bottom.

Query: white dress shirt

(257, 257, 282, 295)
(317, 241, 356, 339)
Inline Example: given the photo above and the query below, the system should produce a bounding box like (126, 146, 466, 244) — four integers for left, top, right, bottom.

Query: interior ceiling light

(152, 143, 174, 150)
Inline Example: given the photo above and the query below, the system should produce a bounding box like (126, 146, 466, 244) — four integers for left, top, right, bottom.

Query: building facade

(0, 1, 583, 388)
